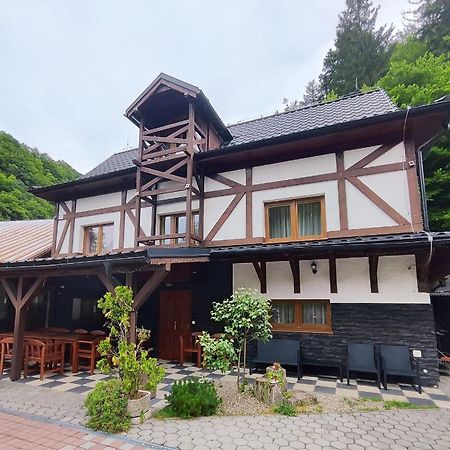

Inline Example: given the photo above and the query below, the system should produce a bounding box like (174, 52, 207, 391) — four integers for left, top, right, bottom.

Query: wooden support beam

(1, 277, 46, 380)
(97, 272, 117, 293)
(336, 152, 348, 231)
(415, 253, 432, 293)
(119, 191, 127, 249)
(246, 168, 253, 238)
(347, 176, 409, 226)
(204, 192, 245, 241)
(252, 262, 267, 294)
(329, 257, 338, 294)
(289, 259, 300, 293)
(369, 255, 379, 293)
(130, 265, 171, 343)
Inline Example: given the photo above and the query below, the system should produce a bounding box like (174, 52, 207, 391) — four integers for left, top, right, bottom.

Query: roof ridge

(104, 147, 138, 157)
(227, 88, 390, 129)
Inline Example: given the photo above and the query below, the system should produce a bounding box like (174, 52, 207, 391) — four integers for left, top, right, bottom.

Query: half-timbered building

(1, 73, 450, 385)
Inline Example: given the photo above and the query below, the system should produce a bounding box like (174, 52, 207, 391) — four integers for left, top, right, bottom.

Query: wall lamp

(311, 261, 318, 275)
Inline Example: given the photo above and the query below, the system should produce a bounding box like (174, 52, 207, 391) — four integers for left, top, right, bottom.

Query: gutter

(417, 125, 450, 232)
(209, 233, 450, 259)
(0, 252, 149, 273)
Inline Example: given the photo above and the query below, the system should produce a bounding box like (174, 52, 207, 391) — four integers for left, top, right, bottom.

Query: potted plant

(96, 286, 165, 419)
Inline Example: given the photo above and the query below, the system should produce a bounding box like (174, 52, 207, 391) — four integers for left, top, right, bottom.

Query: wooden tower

(125, 73, 231, 247)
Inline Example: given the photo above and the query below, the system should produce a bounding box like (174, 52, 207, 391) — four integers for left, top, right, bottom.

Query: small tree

(211, 288, 272, 387)
(96, 286, 165, 399)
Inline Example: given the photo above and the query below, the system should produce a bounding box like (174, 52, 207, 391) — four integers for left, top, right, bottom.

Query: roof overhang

(209, 232, 450, 262)
(31, 168, 136, 202)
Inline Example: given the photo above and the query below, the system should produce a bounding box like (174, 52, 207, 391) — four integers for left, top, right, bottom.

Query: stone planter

(127, 390, 151, 418)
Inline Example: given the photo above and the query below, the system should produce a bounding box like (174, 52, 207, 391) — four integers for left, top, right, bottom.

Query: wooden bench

(250, 339, 302, 380)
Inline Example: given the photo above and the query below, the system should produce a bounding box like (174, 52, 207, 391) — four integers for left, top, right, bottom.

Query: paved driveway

(1, 379, 450, 449)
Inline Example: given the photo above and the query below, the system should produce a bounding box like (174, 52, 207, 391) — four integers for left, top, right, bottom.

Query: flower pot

(127, 390, 151, 418)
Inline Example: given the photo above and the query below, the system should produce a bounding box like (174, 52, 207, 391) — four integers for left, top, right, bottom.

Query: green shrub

(274, 391, 296, 416)
(85, 379, 130, 433)
(165, 377, 221, 419)
(197, 332, 236, 372)
(274, 402, 297, 416)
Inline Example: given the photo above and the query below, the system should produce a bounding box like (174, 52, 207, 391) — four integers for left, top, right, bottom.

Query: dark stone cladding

(248, 303, 438, 386)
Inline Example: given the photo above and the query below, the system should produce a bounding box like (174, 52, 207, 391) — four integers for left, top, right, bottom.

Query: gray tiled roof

(82, 89, 397, 179)
(226, 89, 398, 146)
(81, 148, 138, 179)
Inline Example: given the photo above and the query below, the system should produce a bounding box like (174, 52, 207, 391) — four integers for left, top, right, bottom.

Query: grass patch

(153, 406, 176, 419)
(274, 403, 297, 416)
(383, 400, 436, 410)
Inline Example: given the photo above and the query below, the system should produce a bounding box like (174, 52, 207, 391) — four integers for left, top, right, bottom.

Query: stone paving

(3, 360, 450, 410)
(1, 378, 450, 449)
(0, 410, 155, 450)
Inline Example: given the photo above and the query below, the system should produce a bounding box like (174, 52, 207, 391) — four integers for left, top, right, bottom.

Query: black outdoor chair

(250, 339, 302, 379)
(379, 344, 422, 393)
(346, 343, 381, 388)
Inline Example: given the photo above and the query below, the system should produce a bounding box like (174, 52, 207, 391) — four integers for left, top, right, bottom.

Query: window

(160, 212, 200, 244)
(265, 197, 325, 242)
(72, 298, 101, 321)
(271, 299, 331, 333)
(83, 223, 114, 254)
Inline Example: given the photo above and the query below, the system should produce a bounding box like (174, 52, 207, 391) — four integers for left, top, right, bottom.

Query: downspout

(416, 123, 449, 232)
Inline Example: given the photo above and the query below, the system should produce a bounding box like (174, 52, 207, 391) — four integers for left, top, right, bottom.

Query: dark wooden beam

(289, 259, 300, 293)
(130, 265, 171, 343)
(204, 192, 245, 241)
(252, 261, 267, 294)
(2, 277, 46, 380)
(246, 168, 253, 238)
(336, 152, 348, 231)
(369, 255, 379, 293)
(329, 257, 337, 293)
(347, 176, 410, 226)
(97, 272, 117, 293)
(119, 190, 127, 249)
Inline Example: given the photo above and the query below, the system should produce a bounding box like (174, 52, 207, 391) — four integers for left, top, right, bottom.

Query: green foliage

(265, 367, 285, 386)
(320, 0, 393, 96)
(97, 286, 165, 399)
(197, 332, 237, 372)
(377, 37, 450, 230)
(0, 131, 79, 220)
(377, 51, 450, 108)
(85, 379, 131, 433)
(407, 0, 450, 55)
(211, 288, 272, 386)
(273, 391, 296, 416)
(164, 377, 221, 419)
(383, 399, 435, 410)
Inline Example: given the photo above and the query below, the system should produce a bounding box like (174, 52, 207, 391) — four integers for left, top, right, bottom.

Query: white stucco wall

(233, 255, 429, 304)
(204, 142, 413, 241)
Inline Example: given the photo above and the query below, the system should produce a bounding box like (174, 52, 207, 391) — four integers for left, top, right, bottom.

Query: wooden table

(0, 332, 101, 373)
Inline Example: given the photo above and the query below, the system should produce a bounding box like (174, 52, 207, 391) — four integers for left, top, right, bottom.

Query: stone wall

(249, 303, 438, 386)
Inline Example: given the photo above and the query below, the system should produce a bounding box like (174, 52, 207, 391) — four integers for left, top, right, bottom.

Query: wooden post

(0, 277, 46, 381)
(185, 102, 195, 246)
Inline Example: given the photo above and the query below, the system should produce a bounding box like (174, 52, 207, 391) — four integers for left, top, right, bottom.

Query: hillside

(0, 131, 80, 220)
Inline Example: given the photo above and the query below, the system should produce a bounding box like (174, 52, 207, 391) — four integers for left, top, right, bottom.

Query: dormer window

(83, 223, 114, 254)
(265, 196, 326, 242)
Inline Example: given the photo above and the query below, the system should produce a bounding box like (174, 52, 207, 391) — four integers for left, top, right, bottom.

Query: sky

(0, 0, 411, 175)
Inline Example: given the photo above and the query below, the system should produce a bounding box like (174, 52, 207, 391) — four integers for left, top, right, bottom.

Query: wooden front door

(158, 291, 192, 361)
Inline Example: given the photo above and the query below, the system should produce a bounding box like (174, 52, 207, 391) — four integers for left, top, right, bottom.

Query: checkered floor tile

(2, 361, 450, 410)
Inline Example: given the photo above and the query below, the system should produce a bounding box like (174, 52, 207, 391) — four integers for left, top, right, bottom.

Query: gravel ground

(216, 381, 271, 415)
